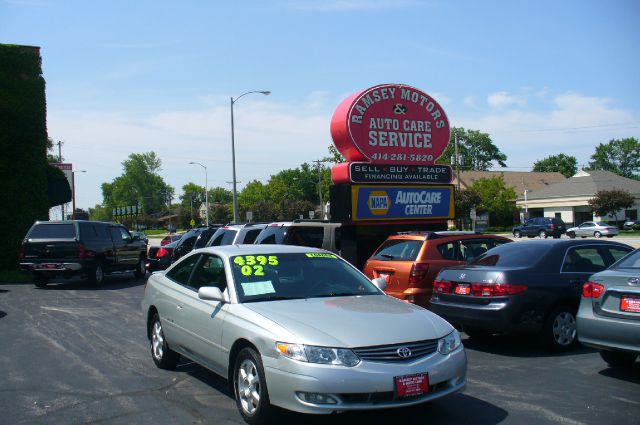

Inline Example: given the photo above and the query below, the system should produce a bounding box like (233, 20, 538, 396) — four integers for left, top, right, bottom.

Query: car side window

(562, 247, 607, 273)
(187, 254, 227, 291)
(604, 247, 632, 265)
(166, 255, 200, 285)
(286, 227, 324, 248)
(243, 229, 261, 244)
(459, 240, 491, 262)
(437, 242, 457, 260)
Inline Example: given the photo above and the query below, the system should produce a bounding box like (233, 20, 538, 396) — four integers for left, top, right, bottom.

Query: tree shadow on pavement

(35, 274, 146, 291)
(461, 333, 596, 358)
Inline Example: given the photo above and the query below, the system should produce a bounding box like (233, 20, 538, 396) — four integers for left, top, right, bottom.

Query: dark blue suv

(512, 217, 566, 239)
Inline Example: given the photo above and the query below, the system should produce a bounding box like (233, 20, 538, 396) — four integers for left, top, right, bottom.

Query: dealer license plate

(455, 283, 471, 295)
(395, 373, 429, 398)
(620, 296, 640, 313)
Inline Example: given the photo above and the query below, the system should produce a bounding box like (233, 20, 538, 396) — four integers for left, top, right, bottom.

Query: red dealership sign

(330, 84, 450, 165)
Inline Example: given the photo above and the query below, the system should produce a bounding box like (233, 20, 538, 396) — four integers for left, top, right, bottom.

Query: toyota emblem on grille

(397, 347, 412, 358)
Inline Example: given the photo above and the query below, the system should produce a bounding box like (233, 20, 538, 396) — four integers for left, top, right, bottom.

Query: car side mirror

(198, 286, 225, 302)
(131, 234, 140, 241)
(371, 277, 387, 291)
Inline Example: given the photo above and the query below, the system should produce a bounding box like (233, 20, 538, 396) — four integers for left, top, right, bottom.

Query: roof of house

(519, 170, 640, 200)
(456, 170, 566, 197)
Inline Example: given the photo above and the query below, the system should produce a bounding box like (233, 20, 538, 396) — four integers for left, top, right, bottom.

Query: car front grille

(352, 339, 438, 362)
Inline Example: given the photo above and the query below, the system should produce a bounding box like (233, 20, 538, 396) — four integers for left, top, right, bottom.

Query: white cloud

(459, 92, 640, 170)
(487, 91, 526, 109)
(48, 98, 333, 209)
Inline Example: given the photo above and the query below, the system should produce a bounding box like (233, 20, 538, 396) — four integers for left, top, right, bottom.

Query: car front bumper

(262, 347, 466, 414)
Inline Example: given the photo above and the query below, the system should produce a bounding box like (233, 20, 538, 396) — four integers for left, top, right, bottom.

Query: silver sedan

(142, 245, 466, 423)
(577, 248, 640, 367)
(566, 221, 619, 238)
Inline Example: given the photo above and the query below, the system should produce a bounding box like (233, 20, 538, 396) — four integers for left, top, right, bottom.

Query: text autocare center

(329, 83, 455, 268)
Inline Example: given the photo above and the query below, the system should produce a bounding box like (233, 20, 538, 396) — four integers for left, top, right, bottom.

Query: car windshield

(230, 252, 381, 303)
(471, 243, 549, 267)
(612, 249, 640, 270)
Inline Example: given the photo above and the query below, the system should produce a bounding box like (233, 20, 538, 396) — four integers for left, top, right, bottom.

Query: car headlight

(438, 330, 462, 355)
(276, 342, 360, 367)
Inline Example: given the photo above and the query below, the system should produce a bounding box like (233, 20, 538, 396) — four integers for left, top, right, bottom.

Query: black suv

(19, 220, 147, 287)
(512, 217, 566, 239)
(171, 225, 223, 261)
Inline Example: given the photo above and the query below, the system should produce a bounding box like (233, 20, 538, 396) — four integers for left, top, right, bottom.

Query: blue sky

(3, 0, 639, 210)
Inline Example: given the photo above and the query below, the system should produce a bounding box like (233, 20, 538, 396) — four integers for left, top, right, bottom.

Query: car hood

(242, 295, 453, 347)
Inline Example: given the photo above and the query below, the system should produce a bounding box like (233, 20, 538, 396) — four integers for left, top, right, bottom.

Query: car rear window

(471, 243, 548, 267)
(285, 227, 324, 248)
(371, 239, 423, 261)
(242, 229, 262, 244)
(27, 223, 76, 239)
(221, 229, 238, 245)
(613, 249, 640, 269)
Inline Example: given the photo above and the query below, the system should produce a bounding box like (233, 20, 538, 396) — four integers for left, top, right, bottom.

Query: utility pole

(454, 131, 461, 192)
(313, 160, 327, 219)
(57, 141, 65, 220)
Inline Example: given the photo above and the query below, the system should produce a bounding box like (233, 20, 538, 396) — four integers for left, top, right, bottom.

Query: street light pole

(189, 162, 208, 226)
(231, 90, 271, 223)
(71, 170, 86, 220)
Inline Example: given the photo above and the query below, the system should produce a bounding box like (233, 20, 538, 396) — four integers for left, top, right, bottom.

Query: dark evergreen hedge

(0, 44, 50, 271)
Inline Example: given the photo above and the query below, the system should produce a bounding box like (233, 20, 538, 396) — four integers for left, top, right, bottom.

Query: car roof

(195, 244, 328, 257)
(385, 231, 506, 241)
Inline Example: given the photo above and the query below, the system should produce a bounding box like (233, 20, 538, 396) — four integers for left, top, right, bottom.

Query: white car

(142, 245, 466, 423)
(566, 221, 619, 238)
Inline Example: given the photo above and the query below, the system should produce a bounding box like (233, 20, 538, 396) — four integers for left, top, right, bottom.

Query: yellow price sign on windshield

(233, 255, 278, 276)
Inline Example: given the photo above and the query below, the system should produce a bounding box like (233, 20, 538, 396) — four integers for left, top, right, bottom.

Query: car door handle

(177, 305, 183, 310)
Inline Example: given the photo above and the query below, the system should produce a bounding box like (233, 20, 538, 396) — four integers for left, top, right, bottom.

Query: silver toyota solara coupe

(142, 245, 466, 424)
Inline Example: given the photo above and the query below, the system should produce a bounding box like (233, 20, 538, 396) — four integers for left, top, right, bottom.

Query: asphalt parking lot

(1, 274, 638, 425)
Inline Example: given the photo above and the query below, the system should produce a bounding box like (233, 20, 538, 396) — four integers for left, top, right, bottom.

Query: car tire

(567, 231, 576, 239)
(150, 313, 179, 369)
(538, 230, 547, 239)
(134, 257, 146, 278)
(88, 262, 105, 285)
(599, 350, 638, 368)
(33, 274, 49, 288)
(541, 305, 578, 351)
(594, 231, 602, 238)
(513, 231, 521, 238)
(234, 347, 275, 425)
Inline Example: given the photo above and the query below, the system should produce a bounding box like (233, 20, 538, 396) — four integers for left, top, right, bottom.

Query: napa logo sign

(351, 185, 454, 221)
(367, 190, 390, 215)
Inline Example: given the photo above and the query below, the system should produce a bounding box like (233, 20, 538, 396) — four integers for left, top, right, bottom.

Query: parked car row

(146, 220, 342, 272)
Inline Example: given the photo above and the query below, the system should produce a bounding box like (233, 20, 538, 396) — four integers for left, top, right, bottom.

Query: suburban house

(455, 170, 567, 199)
(514, 170, 640, 227)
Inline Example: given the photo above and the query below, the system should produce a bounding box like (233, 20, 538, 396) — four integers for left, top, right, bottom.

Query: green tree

(88, 204, 111, 221)
(588, 137, 640, 179)
(471, 175, 518, 227)
(532, 154, 577, 178)
(438, 127, 507, 170)
(323, 145, 345, 164)
(455, 189, 482, 229)
(100, 151, 174, 215)
(588, 189, 634, 224)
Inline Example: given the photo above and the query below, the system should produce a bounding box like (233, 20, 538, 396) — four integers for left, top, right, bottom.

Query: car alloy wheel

(150, 314, 179, 369)
(234, 347, 274, 425)
(567, 231, 575, 239)
(594, 231, 602, 238)
(238, 358, 261, 415)
(514, 231, 521, 238)
(539, 230, 547, 239)
(551, 311, 576, 347)
(134, 257, 146, 278)
(151, 320, 165, 361)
